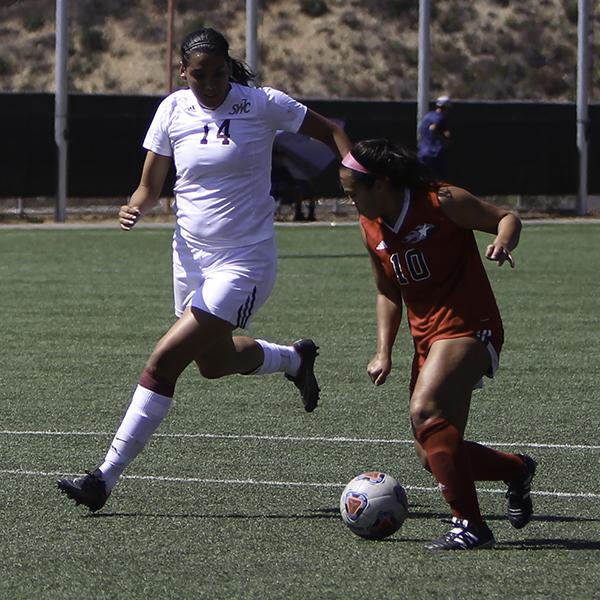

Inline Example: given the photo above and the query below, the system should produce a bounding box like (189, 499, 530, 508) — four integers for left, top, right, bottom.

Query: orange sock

(415, 418, 483, 524)
(464, 441, 524, 482)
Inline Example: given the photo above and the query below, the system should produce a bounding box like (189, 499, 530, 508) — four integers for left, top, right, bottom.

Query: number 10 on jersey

(390, 249, 431, 284)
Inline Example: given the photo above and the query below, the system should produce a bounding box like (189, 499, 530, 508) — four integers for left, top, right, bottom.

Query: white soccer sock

(98, 385, 172, 491)
(253, 340, 301, 376)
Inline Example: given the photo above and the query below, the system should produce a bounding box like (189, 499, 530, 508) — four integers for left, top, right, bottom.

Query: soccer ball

(339, 471, 408, 540)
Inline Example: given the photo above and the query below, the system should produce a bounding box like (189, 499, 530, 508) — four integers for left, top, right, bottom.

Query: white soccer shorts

(172, 236, 277, 329)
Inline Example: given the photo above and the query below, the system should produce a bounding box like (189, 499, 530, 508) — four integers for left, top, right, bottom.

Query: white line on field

(0, 429, 598, 451)
(1, 468, 599, 499)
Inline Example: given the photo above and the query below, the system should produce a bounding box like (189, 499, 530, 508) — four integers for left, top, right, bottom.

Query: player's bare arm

(120, 151, 172, 230)
(438, 185, 521, 267)
(365, 239, 403, 386)
(298, 109, 352, 158)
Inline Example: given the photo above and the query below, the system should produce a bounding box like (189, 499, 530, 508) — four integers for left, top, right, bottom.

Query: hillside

(1, 0, 598, 102)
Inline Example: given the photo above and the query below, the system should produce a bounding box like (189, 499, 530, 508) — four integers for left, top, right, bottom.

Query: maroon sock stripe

(139, 369, 175, 397)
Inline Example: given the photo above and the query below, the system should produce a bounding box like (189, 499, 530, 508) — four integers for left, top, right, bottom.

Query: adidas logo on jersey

(229, 98, 252, 115)
(375, 240, 388, 251)
(402, 223, 434, 243)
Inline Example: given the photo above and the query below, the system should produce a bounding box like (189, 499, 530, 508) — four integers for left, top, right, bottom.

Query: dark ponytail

(228, 58, 256, 87)
(350, 139, 435, 190)
(180, 27, 256, 86)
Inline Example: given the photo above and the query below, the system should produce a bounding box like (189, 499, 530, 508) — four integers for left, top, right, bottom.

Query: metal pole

(166, 0, 174, 94)
(54, 0, 69, 223)
(246, 0, 258, 74)
(417, 0, 431, 140)
(576, 0, 590, 216)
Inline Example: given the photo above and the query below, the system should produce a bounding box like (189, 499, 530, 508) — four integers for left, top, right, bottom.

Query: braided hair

(349, 139, 435, 190)
(180, 28, 256, 86)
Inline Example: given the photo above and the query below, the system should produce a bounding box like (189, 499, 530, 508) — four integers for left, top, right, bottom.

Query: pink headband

(341, 152, 372, 174)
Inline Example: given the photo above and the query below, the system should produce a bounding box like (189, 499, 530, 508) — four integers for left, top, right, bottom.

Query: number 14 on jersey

(200, 119, 231, 145)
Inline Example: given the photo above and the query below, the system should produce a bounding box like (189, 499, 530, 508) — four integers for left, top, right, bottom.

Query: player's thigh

(409, 337, 491, 433)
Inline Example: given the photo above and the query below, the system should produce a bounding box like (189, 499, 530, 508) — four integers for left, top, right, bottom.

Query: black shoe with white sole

(425, 517, 496, 551)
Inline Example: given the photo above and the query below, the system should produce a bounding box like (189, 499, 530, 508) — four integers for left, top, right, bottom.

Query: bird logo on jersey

(402, 223, 435, 244)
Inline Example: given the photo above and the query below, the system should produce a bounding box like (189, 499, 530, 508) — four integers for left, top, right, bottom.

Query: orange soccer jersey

(360, 185, 504, 385)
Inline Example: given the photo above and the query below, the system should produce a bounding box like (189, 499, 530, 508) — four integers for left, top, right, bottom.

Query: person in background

(271, 148, 316, 221)
(57, 27, 352, 512)
(340, 139, 536, 551)
(417, 95, 451, 179)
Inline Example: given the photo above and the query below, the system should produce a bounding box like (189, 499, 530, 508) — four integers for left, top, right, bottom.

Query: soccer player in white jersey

(57, 27, 352, 512)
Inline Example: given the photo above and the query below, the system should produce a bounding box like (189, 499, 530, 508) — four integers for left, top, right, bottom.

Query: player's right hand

(119, 205, 141, 230)
(367, 354, 391, 386)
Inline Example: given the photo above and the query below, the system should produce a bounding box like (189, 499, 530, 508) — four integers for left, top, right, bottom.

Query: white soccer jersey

(143, 84, 307, 248)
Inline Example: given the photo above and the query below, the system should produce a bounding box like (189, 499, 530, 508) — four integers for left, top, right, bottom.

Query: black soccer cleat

(285, 339, 320, 412)
(425, 517, 496, 551)
(506, 453, 537, 529)
(57, 468, 110, 512)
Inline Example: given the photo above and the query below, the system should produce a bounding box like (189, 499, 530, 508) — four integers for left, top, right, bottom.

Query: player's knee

(409, 395, 437, 430)
(143, 359, 177, 387)
(145, 348, 183, 384)
(414, 442, 432, 472)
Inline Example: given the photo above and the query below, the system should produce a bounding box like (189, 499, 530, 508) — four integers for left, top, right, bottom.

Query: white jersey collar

(383, 188, 411, 233)
(181, 84, 240, 116)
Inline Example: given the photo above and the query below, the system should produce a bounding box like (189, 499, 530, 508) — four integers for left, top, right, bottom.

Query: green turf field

(1, 223, 599, 599)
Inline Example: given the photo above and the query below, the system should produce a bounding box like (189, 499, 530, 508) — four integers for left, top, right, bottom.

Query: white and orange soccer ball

(339, 471, 408, 540)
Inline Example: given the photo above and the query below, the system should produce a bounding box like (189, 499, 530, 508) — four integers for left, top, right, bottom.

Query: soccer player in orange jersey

(340, 139, 536, 550)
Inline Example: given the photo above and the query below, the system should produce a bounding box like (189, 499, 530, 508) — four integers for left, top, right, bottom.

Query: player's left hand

(367, 354, 391, 386)
(485, 244, 515, 268)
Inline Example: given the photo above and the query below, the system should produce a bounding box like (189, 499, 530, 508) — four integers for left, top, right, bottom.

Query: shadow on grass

(86, 506, 599, 531)
(86, 507, 342, 520)
(85, 508, 600, 550)
(409, 510, 600, 525)
(489, 513, 600, 524)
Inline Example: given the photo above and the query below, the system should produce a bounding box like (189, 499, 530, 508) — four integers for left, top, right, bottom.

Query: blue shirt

(417, 111, 449, 158)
